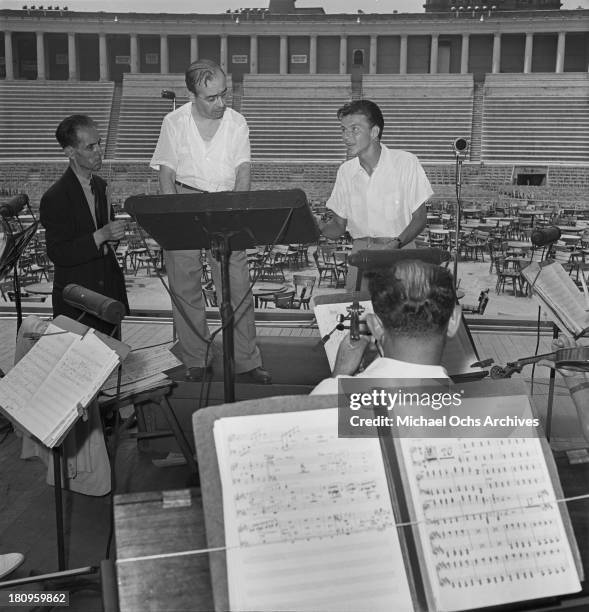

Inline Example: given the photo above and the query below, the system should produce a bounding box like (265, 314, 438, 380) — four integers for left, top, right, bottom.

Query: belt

(175, 180, 206, 193)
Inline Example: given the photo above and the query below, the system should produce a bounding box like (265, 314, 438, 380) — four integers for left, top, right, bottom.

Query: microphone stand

(452, 152, 464, 292)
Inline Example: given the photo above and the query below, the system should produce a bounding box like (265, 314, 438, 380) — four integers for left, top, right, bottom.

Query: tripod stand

(0, 194, 39, 331)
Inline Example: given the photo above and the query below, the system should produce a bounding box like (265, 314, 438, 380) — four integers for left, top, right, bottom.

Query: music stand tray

(125, 189, 319, 402)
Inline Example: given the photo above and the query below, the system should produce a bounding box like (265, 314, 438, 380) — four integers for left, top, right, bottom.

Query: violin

(346, 295, 365, 341)
(490, 347, 589, 378)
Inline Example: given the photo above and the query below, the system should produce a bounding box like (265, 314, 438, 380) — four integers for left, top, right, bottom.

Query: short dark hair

(337, 99, 384, 139)
(368, 260, 456, 337)
(185, 59, 225, 95)
(55, 114, 96, 149)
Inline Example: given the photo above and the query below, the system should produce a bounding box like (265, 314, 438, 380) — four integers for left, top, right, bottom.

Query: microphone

(452, 137, 469, 156)
(0, 194, 28, 218)
(62, 284, 126, 325)
(531, 226, 561, 247)
(348, 248, 444, 269)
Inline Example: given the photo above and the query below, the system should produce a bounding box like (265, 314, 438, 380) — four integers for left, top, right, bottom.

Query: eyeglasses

(199, 90, 228, 103)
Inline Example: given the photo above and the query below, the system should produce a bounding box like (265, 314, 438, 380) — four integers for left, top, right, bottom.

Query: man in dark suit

(40, 115, 129, 334)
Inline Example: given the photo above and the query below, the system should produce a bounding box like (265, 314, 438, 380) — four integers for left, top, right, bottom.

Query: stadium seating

(241, 74, 351, 161)
(0, 80, 114, 159)
(113, 73, 232, 159)
(362, 75, 474, 163)
(481, 73, 589, 164)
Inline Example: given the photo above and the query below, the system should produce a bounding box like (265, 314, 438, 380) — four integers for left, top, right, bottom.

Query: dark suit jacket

(40, 166, 129, 333)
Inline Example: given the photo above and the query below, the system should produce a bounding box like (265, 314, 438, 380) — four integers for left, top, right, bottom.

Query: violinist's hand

(550, 335, 581, 377)
(332, 333, 371, 377)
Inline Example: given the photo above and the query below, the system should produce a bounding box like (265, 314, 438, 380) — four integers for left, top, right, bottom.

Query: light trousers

(164, 248, 261, 372)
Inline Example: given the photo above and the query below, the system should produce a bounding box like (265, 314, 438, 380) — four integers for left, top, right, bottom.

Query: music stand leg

(211, 235, 235, 403)
(12, 266, 23, 332)
(545, 325, 559, 442)
(52, 446, 66, 571)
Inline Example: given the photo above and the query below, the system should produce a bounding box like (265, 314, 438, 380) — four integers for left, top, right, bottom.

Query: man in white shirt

(317, 100, 433, 290)
(312, 259, 460, 394)
(151, 59, 270, 384)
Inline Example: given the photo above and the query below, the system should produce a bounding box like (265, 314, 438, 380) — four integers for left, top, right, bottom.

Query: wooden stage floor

(0, 314, 588, 611)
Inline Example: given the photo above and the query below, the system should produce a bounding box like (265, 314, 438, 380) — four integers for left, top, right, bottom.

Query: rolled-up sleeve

(150, 115, 178, 172)
(326, 166, 349, 220)
(407, 155, 434, 213)
(232, 120, 251, 168)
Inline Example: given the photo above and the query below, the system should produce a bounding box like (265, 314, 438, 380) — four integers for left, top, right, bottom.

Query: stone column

(555, 32, 565, 73)
(190, 35, 198, 63)
(220, 35, 228, 73)
(339, 35, 347, 75)
(460, 33, 469, 74)
(523, 33, 533, 74)
(68, 32, 77, 80)
(130, 34, 139, 74)
(309, 35, 317, 74)
(399, 35, 408, 75)
(160, 34, 168, 74)
(4, 31, 14, 79)
(99, 33, 108, 81)
(36, 31, 45, 80)
(250, 35, 258, 74)
(369, 35, 377, 74)
(430, 33, 439, 74)
(280, 35, 288, 75)
(492, 33, 501, 74)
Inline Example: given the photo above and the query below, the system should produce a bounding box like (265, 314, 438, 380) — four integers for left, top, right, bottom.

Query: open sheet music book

(521, 260, 589, 338)
(208, 390, 582, 612)
(0, 323, 120, 448)
(100, 342, 181, 398)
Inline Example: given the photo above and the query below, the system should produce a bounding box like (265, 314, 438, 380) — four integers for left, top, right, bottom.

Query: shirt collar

(362, 356, 449, 379)
(352, 143, 388, 178)
(71, 167, 92, 190)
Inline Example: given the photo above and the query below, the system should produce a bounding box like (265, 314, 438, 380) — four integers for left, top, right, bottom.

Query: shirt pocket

(382, 190, 403, 224)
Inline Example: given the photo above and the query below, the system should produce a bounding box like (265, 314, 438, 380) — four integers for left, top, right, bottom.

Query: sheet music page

(0, 325, 119, 447)
(214, 408, 413, 612)
(523, 262, 589, 335)
(101, 342, 181, 396)
(313, 301, 373, 370)
(397, 434, 581, 611)
(0, 324, 77, 444)
(46, 330, 119, 409)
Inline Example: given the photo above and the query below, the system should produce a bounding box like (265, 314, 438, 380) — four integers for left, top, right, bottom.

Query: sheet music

(522, 262, 589, 335)
(0, 324, 119, 447)
(101, 342, 181, 396)
(214, 408, 413, 612)
(397, 435, 581, 611)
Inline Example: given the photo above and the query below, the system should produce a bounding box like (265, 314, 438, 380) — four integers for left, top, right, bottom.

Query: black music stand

(125, 189, 319, 402)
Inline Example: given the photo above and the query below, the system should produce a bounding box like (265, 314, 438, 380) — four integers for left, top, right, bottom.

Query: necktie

(90, 176, 106, 229)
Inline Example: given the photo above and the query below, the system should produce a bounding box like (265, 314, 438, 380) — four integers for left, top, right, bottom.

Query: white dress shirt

(327, 145, 433, 239)
(311, 357, 449, 395)
(150, 102, 250, 193)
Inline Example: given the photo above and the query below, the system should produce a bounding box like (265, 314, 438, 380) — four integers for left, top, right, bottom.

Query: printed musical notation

(221, 413, 393, 548)
(214, 408, 413, 612)
(0, 324, 119, 447)
(399, 436, 581, 610)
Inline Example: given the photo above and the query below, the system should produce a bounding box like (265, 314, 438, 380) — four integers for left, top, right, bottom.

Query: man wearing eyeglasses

(317, 99, 433, 291)
(151, 59, 271, 384)
(40, 114, 129, 335)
